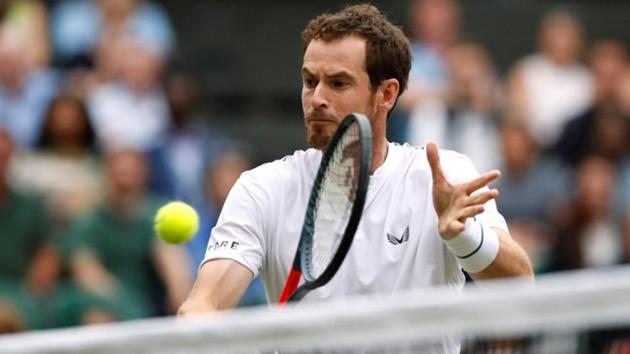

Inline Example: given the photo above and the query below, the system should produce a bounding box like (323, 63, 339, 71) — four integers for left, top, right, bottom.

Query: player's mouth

(306, 116, 337, 124)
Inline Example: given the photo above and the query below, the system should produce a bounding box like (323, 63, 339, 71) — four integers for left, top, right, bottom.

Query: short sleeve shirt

(203, 143, 508, 302)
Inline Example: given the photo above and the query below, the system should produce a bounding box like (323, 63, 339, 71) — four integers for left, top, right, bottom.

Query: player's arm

(177, 259, 253, 317)
(178, 170, 266, 316)
(426, 143, 533, 280)
(468, 228, 532, 280)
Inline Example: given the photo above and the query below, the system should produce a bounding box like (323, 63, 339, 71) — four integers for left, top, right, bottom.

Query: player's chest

(269, 180, 440, 272)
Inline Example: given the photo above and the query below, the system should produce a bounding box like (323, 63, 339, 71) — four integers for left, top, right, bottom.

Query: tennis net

(1, 265, 630, 354)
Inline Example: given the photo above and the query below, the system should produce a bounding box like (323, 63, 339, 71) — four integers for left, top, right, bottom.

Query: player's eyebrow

(301, 67, 356, 83)
(327, 71, 356, 83)
(301, 67, 316, 78)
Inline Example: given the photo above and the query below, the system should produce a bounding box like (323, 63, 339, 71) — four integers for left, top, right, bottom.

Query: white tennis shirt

(203, 142, 508, 303)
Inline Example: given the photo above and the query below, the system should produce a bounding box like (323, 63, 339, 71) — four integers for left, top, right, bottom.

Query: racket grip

(279, 269, 302, 304)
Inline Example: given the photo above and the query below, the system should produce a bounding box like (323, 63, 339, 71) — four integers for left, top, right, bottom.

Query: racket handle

(279, 269, 302, 304)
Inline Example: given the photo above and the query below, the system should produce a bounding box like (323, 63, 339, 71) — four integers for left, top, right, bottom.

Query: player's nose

(311, 83, 329, 109)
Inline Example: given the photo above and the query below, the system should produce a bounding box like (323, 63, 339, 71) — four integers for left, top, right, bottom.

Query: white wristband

(443, 218, 499, 273)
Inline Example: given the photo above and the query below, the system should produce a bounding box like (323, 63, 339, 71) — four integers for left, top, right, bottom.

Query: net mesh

(2, 266, 630, 354)
(310, 121, 361, 278)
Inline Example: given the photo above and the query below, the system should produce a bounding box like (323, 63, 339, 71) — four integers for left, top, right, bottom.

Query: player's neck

(371, 137, 388, 174)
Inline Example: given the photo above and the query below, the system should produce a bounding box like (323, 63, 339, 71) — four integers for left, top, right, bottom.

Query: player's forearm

(177, 259, 254, 317)
(177, 284, 240, 317)
(177, 288, 242, 316)
(177, 296, 220, 317)
(469, 228, 533, 281)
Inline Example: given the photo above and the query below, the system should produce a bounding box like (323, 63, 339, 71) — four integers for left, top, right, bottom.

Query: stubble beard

(306, 121, 337, 150)
(304, 93, 377, 151)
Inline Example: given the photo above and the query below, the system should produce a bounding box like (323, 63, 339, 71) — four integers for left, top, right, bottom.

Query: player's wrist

(442, 217, 499, 273)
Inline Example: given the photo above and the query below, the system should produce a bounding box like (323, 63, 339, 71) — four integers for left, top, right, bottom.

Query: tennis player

(179, 2, 532, 327)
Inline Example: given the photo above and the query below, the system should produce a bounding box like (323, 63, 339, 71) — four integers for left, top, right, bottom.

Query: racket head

(298, 113, 372, 289)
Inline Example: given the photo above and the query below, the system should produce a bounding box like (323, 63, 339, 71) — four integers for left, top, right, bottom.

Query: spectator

(66, 149, 192, 319)
(551, 156, 624, 271)
(554, 40, 629, 166)
(87, 39, 169, 152)
(556, 61, 630, 232)
(0, 130, 58, 331)
(9, 95, 103, 233)
(0, 29, 59, 148)
(148, 73, 225, 206)
(399, 0, 460, 110)
(50, 0, 175, 66)
(392, 0, 461, 143)
(494, 120, 570, 273)
(0, 299, 27, 333)
(611, 69, 630, 222)
(0, 0, 49, 69)
(507, 8, 593, 149)
(407, 42, 502, 172)
(147, 72, 224, 273)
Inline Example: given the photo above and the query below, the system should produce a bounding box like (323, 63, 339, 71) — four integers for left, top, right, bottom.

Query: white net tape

(2, 266, 630, 353)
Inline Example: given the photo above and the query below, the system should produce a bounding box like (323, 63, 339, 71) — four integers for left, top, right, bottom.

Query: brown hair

(302, 4, 411, 98)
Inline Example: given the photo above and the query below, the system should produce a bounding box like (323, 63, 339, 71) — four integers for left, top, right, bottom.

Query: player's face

(302, 36, 377, 150)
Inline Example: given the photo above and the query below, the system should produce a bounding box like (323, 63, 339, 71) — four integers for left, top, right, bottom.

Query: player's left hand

(426, 142, 500, 240)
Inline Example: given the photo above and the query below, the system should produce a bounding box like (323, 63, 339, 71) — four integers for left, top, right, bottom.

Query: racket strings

(311, 123, 362, 277)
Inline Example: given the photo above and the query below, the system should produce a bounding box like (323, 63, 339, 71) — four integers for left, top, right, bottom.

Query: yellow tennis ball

(154, 201, 199, 244)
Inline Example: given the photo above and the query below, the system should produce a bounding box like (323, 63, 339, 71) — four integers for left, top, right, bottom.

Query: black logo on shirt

(207, 241, 240, 252)
(387, 226, 409, 245)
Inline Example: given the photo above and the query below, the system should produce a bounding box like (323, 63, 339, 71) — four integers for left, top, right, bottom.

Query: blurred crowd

(0, 0, 628, 334)
(395, 0, 630, 275)
(0, 0, 264, 332)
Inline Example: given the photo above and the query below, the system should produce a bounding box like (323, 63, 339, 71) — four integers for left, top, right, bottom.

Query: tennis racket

(279, 113, 372, 304)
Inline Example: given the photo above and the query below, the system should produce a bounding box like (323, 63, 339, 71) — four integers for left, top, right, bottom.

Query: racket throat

(279, 269, 303, 304)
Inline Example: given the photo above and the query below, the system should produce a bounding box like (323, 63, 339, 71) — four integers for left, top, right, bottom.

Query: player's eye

(332, 80, 349, 89)
(303, 78, 317, 89)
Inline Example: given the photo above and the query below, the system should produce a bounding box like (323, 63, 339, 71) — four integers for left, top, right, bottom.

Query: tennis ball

(154, 201, 199, 244)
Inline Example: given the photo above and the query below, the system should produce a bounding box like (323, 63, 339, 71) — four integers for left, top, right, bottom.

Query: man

(0, 129, 57, 331)
(180, 2, 531, 327)
(68, 150, 192, 320)
(0, 29, 59, 148)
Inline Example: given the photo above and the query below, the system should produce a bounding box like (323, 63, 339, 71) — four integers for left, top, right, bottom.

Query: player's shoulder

(391, 142, 477, 180)
(239, 149, 319, 188)
(275, 148, 321, 166)
(435, 148, 480, 183)
(388, 142, 424, 159)
(248, 149, 319, 176)
(389, 142, 470, 166)
(438, 148, 474, 166)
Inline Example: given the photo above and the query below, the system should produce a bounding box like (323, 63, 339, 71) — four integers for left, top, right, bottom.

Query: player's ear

(377, 78, 400, 113)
